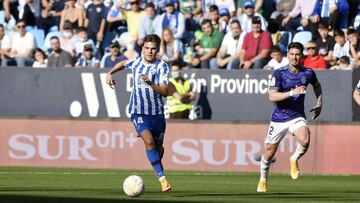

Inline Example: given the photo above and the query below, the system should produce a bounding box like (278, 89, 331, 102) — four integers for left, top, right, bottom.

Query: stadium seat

(292, 31, 312, 47)
(42, 31, 61, 52)
(29, 28, 45, 48)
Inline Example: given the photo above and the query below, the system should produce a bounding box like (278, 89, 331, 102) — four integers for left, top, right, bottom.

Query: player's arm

(141, 74, 169, 97)
(106, 60, 128, 88)
(309, 80, 322, 119)
(353, 89, 360, 106)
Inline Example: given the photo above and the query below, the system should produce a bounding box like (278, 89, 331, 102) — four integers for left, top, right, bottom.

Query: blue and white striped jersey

(126, 57, 169, 115)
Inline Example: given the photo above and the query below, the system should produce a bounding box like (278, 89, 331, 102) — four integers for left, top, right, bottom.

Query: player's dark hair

(288, 42, 304, 53)
(143, 34, 161, 48)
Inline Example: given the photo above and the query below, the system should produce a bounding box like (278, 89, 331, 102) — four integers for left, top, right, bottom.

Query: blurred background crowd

(0, 0, 360, 70)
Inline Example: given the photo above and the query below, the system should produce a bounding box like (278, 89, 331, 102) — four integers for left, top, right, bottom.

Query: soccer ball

(123, 175, 144, 197)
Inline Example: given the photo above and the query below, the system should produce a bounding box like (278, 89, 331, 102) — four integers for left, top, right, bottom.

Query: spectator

(178, 0, 202, 34)
(32, 48, 48, 68)
(263, 45, 289, 70)
(192, 19, 224, 69)
(47, 36, 73, 67)
(138, 2, 157, 48)
(84, 0, 106, 45)
(60, 0, 85, 32)
(330, 55, 352, 70)
(3, 0, 36, 26)
(101, 41, 127, 68)
(237, 0, 263, 17)
(167, 62, 196, 119)
(282, 0, 317, 36)
(123, 42, 139, 60)
(119, 0, 145, 50)
(214, 0, 236, 17)
(303, 40, 327, 70)
(316, 21, 335, 66)
(179, 0, 201, 45)
(154, 0, 185, 40)
(216, 19, 245, 69)
(218, 7, 231, 33)
(36, 0, 66, 34)
(310, 0, 349, 32)
(271, 0, 295, 30)
(332, 29, 350, 64)
(347, 28, 360, 68)
(106, 0, 126, 35)
(72, 27, 96, 59)
(239, 16, 272, 69)
(1, 20, 35, 67)
(75, 44, 100, 68)
(208, 4, 220, 30)
(59, 22, 75, 56)
(160, 28, 185, 67)
(239, 0, 267, 33)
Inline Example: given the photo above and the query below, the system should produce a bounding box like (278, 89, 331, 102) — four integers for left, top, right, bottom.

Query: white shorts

(265, 117, 308, 145)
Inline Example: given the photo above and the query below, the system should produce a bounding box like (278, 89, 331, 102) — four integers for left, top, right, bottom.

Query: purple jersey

(269, 65, 318, 122)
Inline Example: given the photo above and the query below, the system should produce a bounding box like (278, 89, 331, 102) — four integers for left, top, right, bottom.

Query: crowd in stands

(0, 0, 360, 70)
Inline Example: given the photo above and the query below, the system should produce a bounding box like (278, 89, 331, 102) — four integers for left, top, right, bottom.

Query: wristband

(289, 90, 294, 97)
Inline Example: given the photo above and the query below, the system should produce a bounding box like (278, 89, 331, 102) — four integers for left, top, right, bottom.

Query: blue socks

(146, 149, 165, 178)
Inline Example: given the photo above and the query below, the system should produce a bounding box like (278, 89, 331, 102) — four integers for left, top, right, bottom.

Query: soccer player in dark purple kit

(257, 42, 322, 192)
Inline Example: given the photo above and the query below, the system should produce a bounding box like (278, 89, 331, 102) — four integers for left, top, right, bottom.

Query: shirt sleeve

(269, 70, 281, 90)
(308, 68, 319, 85)
(356, 80, 360, 92)
(158, 62, 169, 85)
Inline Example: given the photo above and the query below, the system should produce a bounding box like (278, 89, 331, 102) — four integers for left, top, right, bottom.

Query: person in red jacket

(303, 40, 327, 70)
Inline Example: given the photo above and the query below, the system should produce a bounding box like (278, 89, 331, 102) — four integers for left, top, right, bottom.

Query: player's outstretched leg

(257, 155, 271, 192)
(142, 132, 171, 192)
(289, 143, 307, 180)
(290, 126, 310, 180)
(146, 147, 171, 192)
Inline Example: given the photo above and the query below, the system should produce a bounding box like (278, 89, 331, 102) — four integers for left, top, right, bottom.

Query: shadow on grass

(0, 194, 203, 203)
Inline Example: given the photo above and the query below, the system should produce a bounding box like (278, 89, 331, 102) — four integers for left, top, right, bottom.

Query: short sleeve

(308, 69, 319, 85)
(269, 70, 281, 90)
(356, 80, 360, 92)
(158, 62, 169, 85)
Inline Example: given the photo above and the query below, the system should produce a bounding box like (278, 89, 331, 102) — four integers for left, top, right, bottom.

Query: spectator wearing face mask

(72, 27, 97, 59)
(166, 62, 196, 119)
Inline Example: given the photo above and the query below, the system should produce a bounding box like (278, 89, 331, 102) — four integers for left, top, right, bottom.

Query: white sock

(290, 144, 307, 161)
(260, 156, 271, 180)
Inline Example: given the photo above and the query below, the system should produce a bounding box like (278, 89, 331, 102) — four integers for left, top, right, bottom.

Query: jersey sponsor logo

(301, 76, 307, 84)
(269, 76, 276, 87)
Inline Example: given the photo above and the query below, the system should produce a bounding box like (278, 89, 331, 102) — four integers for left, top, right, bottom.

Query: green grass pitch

(0, 167, 359, 203)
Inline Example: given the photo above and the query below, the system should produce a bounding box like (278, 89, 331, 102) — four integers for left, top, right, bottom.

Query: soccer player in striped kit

(257, 42, 323, 192)
(106, 34, 171, 192)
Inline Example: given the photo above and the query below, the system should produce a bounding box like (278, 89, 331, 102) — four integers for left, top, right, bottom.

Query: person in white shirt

(239, 0, 267, 33)
(263, 45, 289, 70)
(1, 20, 35, 67)
(332, 29, 350, 63)
(216, 19, 245, 69)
